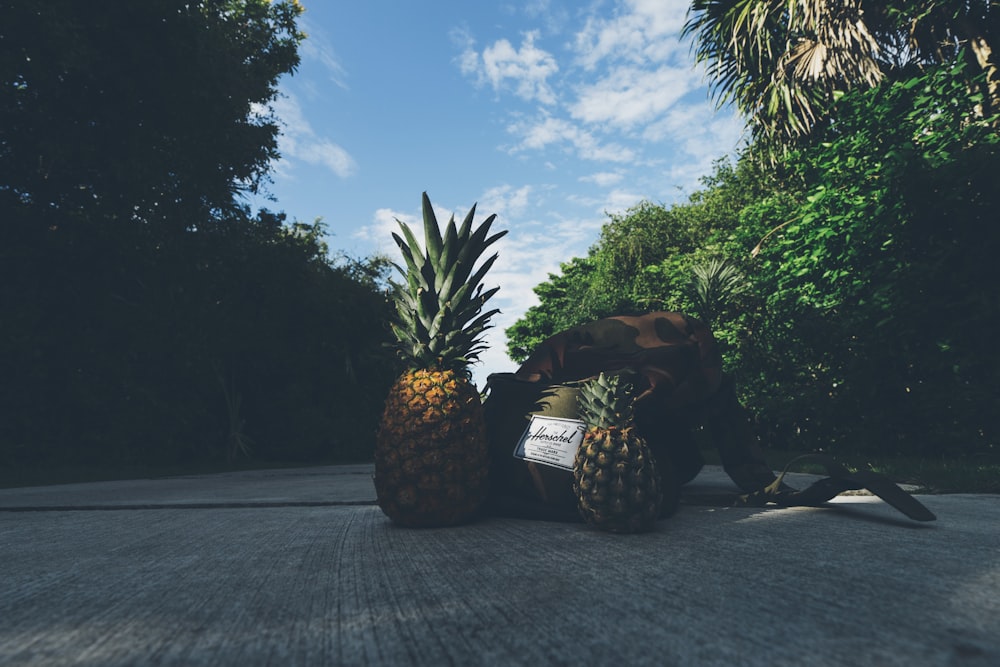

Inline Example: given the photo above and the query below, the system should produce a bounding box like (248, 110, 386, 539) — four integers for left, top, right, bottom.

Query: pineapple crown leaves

(577, 370, 639, 429)
(388, 192, 507, 370)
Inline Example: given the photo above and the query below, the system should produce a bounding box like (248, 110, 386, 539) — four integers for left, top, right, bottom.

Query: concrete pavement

(1, 464, 997, 666)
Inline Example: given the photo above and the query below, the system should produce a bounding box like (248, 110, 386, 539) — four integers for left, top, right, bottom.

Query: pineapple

(374, 192, 507, 527)
(573, 371, 664, 533)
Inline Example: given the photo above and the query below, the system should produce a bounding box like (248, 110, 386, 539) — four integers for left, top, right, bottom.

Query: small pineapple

(374, 192, 507, 527)
(573, 371, 664, 533)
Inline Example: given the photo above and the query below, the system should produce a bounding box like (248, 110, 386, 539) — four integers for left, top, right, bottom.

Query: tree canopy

(1, 1, 399, 474)
(1, 0, 304, 226)
(507, 47, 1000, 458)
(683, 0, 1000, 149)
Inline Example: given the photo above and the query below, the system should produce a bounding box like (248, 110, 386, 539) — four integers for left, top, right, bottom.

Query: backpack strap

(737, 453, 937, 522)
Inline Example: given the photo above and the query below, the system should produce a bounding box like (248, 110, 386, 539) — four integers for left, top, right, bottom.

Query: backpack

(483, 312, 935, 523)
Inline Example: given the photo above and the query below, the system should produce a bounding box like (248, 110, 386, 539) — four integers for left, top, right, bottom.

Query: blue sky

(252, 0, 747, 386)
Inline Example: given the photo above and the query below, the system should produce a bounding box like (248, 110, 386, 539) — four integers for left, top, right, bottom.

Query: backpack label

(513, 415, 586, 471)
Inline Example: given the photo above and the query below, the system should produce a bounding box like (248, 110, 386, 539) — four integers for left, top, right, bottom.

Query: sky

(251, 0, 747, 387)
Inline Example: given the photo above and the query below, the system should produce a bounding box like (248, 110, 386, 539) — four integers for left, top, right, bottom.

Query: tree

(683, 0, 999, 148)
(0, 2, 401, 472)
(505, 257, 601, 362)
(507, 67, 1000, 460)
(728, 62, 1000, 456)
(683, 0, 882, 143)
(593, 200, 703, 306)
(0, 0, 304, 227)
(871, 2, 1000, 109)
(505, 162, 767, 363)
(680, 2, 999, 457)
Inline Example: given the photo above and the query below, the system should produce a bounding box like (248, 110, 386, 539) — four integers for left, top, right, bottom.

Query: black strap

(738, 453, 937, 522)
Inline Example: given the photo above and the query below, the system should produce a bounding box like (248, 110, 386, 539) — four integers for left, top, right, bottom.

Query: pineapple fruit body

(573, 371, 665, 533)
(374, 193, 506, 528)
(573, 425, 663, 533)
(375, 368, 489, 527)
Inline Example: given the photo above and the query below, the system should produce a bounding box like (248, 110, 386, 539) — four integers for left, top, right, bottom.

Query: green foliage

(0, 1, 399, 471)
(506, 161, 768, 362)
(687, 258, 744, 327)
(731, 61, 1000, 457)
(507, 61, 998, 460)
(387, 193, 506, 371)
(683, 0, 1000, 155)
(0, 209, 398, 468)
(0, 0, 304, 225)
(684, 0, 881, 144)
(506, 257, 602, 362)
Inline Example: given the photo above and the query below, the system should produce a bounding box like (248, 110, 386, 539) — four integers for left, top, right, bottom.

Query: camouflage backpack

(483, 311, 935, 523)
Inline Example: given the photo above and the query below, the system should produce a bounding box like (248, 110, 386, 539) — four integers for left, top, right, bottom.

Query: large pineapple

(573, 371, 664, 533)
(375, 192, 507, 527)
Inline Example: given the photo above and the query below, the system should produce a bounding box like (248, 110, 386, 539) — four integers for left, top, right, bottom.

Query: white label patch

(513, 415, 586, 471)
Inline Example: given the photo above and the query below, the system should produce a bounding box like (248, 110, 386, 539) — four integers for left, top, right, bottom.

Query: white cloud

(479, 184, 533, 219)
(602, 188, 650, 214)
(359, 203, 605, 387)
(511, 115, 570, 150)
(271, 93, 357, 178)
(643, 101, 745, 171)
(468, 210, 610, 386)
(568, 188, 649, 216)
(355, 198, 477, 255)
(580, 171, 624, 187)
(523, 0, 552, 19)
(438, 1, 750, 385)
(574, 0, 690, 69)
(356, 191, 614, 387)
(575, 136, 635, 163)
(454, 2, 713, 170)
(507, 115, 636, 162)
(460, 30, 559, 104)
(570, 65, 701, 128)
(292, 140, 356, 178)
(298, 18, 349, 89)
(352, 207, 413, 254)
(452, 26, 480, 72)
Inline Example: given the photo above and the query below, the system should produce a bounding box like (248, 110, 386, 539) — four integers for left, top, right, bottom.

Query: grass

(701, 448, 1000, 494)
(860, 456, 1000, 494)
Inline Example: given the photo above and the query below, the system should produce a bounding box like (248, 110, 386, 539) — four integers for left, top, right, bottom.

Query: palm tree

(683, 0, 882, 143)
(683, 0, 999, 148)
(875, 1, 999, 112)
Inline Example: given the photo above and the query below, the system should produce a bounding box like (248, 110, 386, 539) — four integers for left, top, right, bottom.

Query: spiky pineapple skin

(573, 426, 663, 533)
(375, 368, 489, 527)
